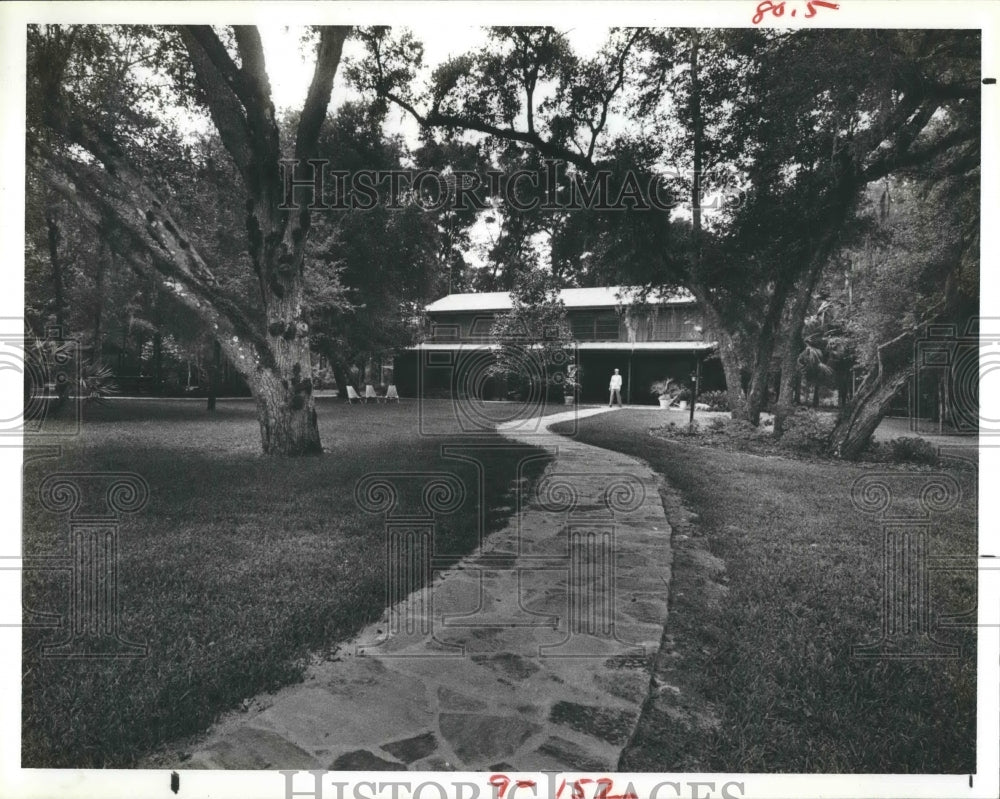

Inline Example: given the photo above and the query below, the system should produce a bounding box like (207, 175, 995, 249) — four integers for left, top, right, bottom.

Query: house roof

(424, 286, 695, 313)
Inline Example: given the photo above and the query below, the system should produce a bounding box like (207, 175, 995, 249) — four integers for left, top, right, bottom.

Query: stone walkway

(151, 407, 674, 772)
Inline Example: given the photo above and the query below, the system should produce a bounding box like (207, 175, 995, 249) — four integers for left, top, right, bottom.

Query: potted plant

(650, 378, 678, 409)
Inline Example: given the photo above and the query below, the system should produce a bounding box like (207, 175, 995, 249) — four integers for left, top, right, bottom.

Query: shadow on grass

(22, 399, 549, 767)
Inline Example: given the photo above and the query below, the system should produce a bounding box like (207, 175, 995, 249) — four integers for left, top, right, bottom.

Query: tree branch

(178, 26, 256, 182)
(586, 28, 643, 162)
(295, 27, 350, 161)
(864, 124, 978, 181)
(39, 149, 272, 370)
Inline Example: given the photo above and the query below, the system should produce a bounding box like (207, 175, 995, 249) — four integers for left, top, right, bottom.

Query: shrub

(655, 420, 700, 437)
(888, 436, 939, 466)
(727, 419, 760, 440)
(698, 389, 729, 412)
(708, 416, 727, 433)
(779, 409, 836, 454)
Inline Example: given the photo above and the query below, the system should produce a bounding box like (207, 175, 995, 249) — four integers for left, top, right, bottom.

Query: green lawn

(552, 409, 977, 773)
(21, 398, 549, 768)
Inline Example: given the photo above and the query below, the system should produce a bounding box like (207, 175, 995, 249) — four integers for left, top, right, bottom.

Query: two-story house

(393, 286, 722, 404)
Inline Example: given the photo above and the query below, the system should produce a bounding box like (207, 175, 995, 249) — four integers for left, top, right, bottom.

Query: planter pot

(564, 395, 576, 405)
(658, 397, 670, 408)
(677, 400, 688, 410)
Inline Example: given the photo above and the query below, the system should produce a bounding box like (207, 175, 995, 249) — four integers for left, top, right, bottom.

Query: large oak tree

(356, 27, 979, 439)
(30, 24, 350, 455)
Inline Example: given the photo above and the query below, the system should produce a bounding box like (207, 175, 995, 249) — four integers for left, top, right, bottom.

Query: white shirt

(610, 374, 622, 390)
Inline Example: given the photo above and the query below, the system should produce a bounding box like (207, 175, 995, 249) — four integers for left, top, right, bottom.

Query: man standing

(609, 368, 623, 407)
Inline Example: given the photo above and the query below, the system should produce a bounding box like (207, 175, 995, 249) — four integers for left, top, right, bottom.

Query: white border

(1, 3, 997, 799)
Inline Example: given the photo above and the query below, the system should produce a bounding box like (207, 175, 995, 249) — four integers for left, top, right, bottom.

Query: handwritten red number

(487, 775, 537, 798)
(805, 0, 840, 17)
(490, 775, 511, 799)
(752, 0, 785, 24)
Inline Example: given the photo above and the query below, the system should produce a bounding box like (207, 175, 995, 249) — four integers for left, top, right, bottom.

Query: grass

(551, 409, 977, 773)
(21, 398, 550, 768)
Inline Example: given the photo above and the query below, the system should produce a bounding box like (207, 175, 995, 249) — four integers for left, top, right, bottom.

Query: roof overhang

(424, 286, 696, 314)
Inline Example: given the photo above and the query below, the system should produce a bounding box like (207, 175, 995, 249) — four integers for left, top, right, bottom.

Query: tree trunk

(332, 361, 349, 400)
(836, 364, 850, 410)
(38, 25, 348, 456)
(689, 284, 747, 419)
(207, 338, 221, 411)
(828, 330, 915, 459)
(686, 34, 751, 420)
(45, 206, 65, 332)
(249, 364, 321, 455)
(774, 256, 829, 435)
(152, 331, 163, 394)
(687, 40, 753, 421)
(717, 330, 748, 419)
(93, 242, 106, 365)
(136, 330, 146, 383)
(828, 370, 911, 459)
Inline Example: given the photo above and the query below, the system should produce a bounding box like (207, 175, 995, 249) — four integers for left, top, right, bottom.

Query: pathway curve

(151, 407, 674, 772)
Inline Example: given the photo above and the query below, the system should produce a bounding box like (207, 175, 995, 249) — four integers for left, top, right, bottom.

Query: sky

(253, 25, 619, 272)
(259, 24, 614, 148)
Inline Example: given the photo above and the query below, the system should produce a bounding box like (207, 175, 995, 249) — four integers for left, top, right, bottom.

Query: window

(649, 308, 702, 340)
(570, 313, 596, 340)
(430, 323, 459, 341)
(594, 312, 620, 340)
(469, 316, 495, 340)
(569, 311, 621, 341)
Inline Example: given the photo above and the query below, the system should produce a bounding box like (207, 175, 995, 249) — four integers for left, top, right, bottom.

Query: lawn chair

(385, 385, 399, 403)
(345, 385, 362, 404)
(364, 384, 378, 403)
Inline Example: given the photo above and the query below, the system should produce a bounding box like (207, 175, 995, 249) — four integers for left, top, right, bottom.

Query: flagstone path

(148, 407, 674, 772)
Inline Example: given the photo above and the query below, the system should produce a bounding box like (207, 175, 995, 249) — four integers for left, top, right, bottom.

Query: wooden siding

(426, 305, 705, 344)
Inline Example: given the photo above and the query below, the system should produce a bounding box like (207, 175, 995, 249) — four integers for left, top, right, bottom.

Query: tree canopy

(26, 24, 981, 457)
